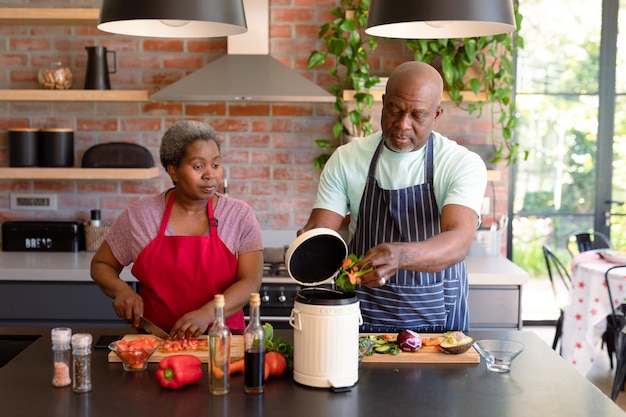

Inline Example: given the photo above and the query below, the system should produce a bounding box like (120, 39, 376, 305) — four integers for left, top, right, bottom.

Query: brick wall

(0, 0, 508, 239)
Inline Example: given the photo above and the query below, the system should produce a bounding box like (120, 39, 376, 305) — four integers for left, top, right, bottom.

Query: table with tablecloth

(561, 250, 626, 376)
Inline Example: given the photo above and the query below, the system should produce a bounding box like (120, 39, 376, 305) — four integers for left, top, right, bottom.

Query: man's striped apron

(349, 135, 469, 332)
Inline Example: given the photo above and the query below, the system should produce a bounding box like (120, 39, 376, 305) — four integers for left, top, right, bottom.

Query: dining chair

(542, 244, 572, 352)
(605, 265, 626, 401)
(566, 230, 612, 258)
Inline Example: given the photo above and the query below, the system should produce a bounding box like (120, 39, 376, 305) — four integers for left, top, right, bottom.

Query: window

(513, 0, 626, 318)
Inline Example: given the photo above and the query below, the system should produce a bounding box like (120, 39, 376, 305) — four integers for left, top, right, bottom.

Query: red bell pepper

(156, 355, 203, 389)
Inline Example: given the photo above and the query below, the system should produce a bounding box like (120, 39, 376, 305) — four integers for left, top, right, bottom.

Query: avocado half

(439, 331, 474, 354)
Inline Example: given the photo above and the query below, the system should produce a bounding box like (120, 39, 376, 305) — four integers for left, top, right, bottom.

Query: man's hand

(357, 243, 401, 287)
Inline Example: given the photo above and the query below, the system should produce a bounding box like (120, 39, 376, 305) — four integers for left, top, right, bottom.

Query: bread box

(2, 221, 85, 252)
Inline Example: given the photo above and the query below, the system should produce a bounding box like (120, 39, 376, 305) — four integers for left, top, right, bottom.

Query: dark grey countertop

(0, 327, 623, 417)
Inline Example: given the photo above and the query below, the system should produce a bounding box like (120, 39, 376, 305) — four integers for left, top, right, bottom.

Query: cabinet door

(0, 281, 134, 328)
(468, 286, 521, 330)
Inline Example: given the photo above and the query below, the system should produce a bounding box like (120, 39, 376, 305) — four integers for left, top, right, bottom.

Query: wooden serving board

(108, 333, 479, 365)
(359, 333, 480, 364)
(107, 334, 244, 364)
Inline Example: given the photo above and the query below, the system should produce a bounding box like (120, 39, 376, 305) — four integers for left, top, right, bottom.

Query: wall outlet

(10, 193, 58, 211)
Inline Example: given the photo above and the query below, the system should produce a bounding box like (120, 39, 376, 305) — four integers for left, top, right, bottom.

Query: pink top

(106, 190, 263, 266)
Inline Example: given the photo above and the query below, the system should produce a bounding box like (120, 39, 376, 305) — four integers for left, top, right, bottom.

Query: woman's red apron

(131, 191, 243, 330)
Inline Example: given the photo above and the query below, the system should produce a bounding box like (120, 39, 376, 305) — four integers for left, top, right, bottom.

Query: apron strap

(207, 198, 219, 236)
(367, 133, 434, 182)
(425, 133, 434, 185)
(158, 190, 220, 237)
(157, 190, 176, 237)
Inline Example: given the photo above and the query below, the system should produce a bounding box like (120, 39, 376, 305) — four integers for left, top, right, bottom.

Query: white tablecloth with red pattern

(561, 251, 626, 375)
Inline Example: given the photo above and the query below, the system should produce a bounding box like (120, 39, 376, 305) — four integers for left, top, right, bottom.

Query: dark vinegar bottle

(244, 293, 265, 394)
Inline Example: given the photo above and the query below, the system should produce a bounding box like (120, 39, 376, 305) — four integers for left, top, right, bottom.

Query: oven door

(243, 282, 300, 329)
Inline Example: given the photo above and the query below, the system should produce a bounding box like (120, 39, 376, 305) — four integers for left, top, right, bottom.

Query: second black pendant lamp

(365, 0, 516, 39)
(98, 0, 247, 38)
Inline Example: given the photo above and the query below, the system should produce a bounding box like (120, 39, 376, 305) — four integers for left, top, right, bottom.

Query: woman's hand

(112, 286, 143, 327)
(170, 309, 212, 339)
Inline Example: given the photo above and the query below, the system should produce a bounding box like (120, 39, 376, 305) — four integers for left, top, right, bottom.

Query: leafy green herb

(335, 254, 373, 292)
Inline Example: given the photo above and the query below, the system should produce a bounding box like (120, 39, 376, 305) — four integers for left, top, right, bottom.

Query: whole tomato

(265, 351, 287, 377)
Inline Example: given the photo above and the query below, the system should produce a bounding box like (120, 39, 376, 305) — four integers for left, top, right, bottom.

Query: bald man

(299, 61, 487, 333)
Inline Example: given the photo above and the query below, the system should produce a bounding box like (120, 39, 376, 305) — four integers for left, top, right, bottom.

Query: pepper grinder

(90, 209, 101, 227)
(71, 333, 92, 393)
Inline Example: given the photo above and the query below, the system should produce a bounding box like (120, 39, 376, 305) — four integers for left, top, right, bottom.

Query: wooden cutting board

(107, 334, 244, 364)
(359, 333, 480, 364)
(108, 333, 479, 365)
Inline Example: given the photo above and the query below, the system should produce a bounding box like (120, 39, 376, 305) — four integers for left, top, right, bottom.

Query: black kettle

(84, 46, 116, 90)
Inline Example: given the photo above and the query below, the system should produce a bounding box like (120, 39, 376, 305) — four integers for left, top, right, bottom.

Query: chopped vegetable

(421, 336, 444, 346)
(336, 254, 374, 292)
(439, 331, 474, 354)
(156, 355, 203, 389)
(115, 335, 160, 351)
(358, 336, 377, 360)
(359, 334, 400, 356)
(159, 338, 208, 352)
(397, 329, 422, 352)
(112, 336, 161, 369)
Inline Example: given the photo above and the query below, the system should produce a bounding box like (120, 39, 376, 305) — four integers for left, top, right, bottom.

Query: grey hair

(159, 120, 221, 169)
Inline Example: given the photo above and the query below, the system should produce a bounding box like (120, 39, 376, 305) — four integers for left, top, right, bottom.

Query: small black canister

(8, 128, 40, 167)
(39, 128, 74, 167)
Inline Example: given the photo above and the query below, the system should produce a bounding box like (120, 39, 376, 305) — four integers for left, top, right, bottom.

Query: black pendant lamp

(98, 0, 247, 38)
(365, 0, 516, 39)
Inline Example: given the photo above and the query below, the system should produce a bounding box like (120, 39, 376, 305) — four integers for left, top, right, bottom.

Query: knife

(139, 316, 170, 340)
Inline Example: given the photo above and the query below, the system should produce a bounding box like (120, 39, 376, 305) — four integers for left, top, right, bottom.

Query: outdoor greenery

(307, 0, 523, 170)
(406, 5, 525, 165)
(306, 0, 379, 171)
(512, 0, 626, 280)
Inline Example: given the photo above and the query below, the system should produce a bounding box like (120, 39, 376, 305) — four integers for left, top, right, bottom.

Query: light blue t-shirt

(314, 131, 488, 238)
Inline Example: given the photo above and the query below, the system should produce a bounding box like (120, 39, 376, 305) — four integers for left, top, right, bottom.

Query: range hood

(151, 0, 333, 103)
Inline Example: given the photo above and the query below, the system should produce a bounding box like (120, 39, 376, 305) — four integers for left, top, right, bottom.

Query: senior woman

(91, 120, 263, 339)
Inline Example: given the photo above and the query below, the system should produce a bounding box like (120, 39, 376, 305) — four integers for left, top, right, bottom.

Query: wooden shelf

(0, 90, 150, 102)
(0, 167, 160, 180)
(343, 89, 487, 102)
(0, 8, 99, 24)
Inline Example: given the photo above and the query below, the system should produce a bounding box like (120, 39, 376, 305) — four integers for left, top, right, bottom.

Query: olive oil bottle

(209, 294, 231, 395)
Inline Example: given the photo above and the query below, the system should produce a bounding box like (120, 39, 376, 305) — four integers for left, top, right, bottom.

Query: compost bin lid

(295, 287, 358, 305)
(285, 228, 348, 286)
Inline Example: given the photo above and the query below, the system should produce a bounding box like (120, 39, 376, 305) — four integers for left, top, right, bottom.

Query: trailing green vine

(306, 0, 379, 171)
(308, 1, 525, 168)
(406, 7, 525, 165)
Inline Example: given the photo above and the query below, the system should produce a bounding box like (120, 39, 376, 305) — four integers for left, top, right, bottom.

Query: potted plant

(308, 2, 524, 169)
(406, 5, 525, 165)
(306, 0, 380, 171)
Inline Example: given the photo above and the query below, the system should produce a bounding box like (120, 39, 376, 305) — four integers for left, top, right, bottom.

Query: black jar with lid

(8, 128, 40, 167)
(39, 128, 74, 167)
